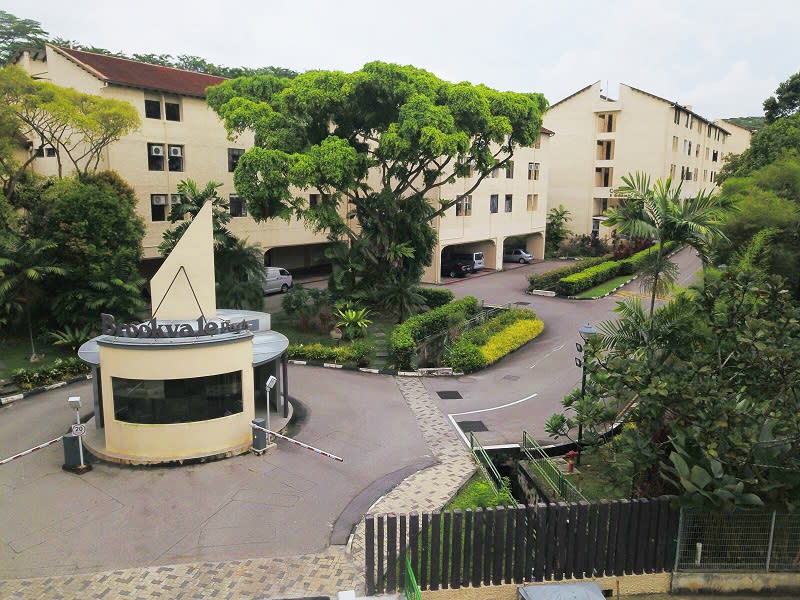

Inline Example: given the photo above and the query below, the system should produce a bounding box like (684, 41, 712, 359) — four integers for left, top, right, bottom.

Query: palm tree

(0, 237, 65, 360)
(158, 179, 233, 256)
(604, 172, 733, 314)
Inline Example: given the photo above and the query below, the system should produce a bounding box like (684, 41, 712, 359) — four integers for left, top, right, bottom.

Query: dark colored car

(441, 257, 471, 278)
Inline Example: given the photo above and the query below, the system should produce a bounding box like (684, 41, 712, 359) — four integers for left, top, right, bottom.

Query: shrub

(618, 242, 677, 274)
(334, 307, 372, 340)
(416, 287, 455, 309)
(390, 296, 481, 369)
(287, 341, 374, 365)
(480, 319, 545, 364)
(558, 234, 610, 257)
(281, 285, 334, 333)
(461, 308, 538, 346)
(556, 261, 624, 295)
(527, 255, 611, 291)
(444, 338, 487, 373)
(10, 357, 90, 389)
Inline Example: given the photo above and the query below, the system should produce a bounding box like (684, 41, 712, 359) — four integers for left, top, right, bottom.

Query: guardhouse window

(112, 371, 243, 424)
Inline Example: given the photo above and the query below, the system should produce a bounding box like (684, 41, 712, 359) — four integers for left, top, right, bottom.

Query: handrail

(522, 431, 587, 503)
(469, 432, 515, 503)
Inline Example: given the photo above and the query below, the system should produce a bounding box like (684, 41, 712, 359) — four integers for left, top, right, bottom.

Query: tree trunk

(649, 244, 665, 316)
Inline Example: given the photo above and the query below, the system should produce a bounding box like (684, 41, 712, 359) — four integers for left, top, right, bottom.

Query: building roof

(540, 126, 555, 136)
(715, 119, 754, 134)
(548, 81, 599, 110)
(622, 83, 730, 134)
(50, 45, 227, 98)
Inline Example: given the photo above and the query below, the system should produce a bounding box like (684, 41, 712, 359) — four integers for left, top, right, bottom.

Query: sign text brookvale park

(101, 313, 250, 339)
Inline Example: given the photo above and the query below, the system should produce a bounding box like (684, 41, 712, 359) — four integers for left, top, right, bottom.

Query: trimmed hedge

(527, 255, 611, 291)
(287, 340, 373, 366)
(555, 242, 678, 296)
(416, 287, 455, 309)
(11, 357, 90, 390)
(390, 296, 481, 369)
(444, 308, 544, 373)
(480, 319, 545, 364)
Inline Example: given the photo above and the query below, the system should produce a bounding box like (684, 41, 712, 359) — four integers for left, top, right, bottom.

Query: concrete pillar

(527, 232, 545, 259)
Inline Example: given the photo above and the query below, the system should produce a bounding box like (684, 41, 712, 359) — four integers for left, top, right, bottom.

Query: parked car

(263, 267, 293, 294)
(503, 248, 534, 264)
(451, 251, 485, 272)
(441, 257, 471, 278)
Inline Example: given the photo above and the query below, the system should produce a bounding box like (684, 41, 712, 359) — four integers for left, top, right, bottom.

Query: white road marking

(529, 343, 565, 369)
(447, 393, 538, 447)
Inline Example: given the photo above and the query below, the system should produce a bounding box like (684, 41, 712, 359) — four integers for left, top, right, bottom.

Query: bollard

(62, 433, 92, 474)
(251, 418, 267, 454)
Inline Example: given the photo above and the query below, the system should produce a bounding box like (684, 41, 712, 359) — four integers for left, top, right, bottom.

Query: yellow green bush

(479, 319, 545, 365)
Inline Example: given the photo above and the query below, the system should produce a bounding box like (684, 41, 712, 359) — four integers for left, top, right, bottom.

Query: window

(489, 194, 498, 214)
(697, 121, 703, 134)
(685, 113, 691, 128)
(165, 101, 180, 122)
(696, 144, 700, 158)
(309, 193, 320, 208)
(693, 168, 698, 181)
(228, 148, 244, 172)
(672, 136, 678, 152)
(46, 147, 57, 157)
(460, 161, 475, 177)
(528, 162, 540, 181)
(683, 139, 689, 154)
(712, 150, 719, 162)
(34, 147, 44, 157)
(230, 194, 247, 217)
(685, 167, 692, 181)
(168, 145, 184, 172)
(680, 166, 686, 180)
(504, 194, 513, 212)
(527, 194, 538, 212)
(711, 171, 716, 183)
(669, 164, 676, 179)
(687, 141, 692, 156)
(455, 195, 472, 216)
(170, 194, 184, 220)
(674, 107, 681, 125)
(704, 170, 707, 181)
(491, 167, 499, 178)
(151, 194, 168, 221)
(148, 143, 165, 171)
(112, 371, 243, 424)
(145, 99, 161, 119)
(707, 125, 713, 138)
(505, 161, 514, 178)
(606, 114, 613, 132)
(705, 147, 710, 160)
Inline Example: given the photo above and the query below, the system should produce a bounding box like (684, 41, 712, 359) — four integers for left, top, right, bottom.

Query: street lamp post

(265, 375, 277, 444)
(575, 323, 598, 466)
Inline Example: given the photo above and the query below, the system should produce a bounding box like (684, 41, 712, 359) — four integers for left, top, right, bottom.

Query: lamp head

(265, 375, 277, 391)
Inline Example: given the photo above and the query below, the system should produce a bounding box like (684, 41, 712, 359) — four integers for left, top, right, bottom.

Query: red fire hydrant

(565, 450, 579, 474)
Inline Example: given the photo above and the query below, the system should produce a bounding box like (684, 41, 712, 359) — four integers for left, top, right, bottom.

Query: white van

(263, 267, 293, 294)
(452, 251, 485, 272)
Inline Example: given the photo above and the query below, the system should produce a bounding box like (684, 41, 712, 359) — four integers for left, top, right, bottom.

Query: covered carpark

(264, 242, 334, 278)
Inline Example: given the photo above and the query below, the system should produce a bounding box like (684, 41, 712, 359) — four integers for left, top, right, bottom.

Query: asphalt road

(424, 247, 702, 447)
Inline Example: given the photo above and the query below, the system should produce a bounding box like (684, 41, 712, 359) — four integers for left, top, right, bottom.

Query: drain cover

(437, 390, 463, 399)
(502, 375, 520, 381)
(513, 301, 531, 306)
(457, 420, 488, 432)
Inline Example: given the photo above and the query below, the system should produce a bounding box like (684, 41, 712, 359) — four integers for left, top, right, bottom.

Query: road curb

(1, 373, 93, 406)
(286, 359, 463, 378)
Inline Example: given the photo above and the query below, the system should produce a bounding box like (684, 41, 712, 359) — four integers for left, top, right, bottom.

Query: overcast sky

(6, 0, 799, 119)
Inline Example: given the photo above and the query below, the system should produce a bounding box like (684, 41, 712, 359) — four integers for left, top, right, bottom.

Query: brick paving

(0, 376, 473, 599)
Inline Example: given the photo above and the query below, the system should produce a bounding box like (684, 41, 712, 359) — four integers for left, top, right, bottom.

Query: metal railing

(521, 431, 587, 503)
(403, 554, 422, 600)
(416, 303, 511, 350)
(675, 509, 800, 572)
(469, 432, 515, 502)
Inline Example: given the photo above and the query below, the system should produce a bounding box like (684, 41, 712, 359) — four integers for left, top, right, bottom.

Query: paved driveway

(424, 248, 702, 447)
(0, 368, 431, 579)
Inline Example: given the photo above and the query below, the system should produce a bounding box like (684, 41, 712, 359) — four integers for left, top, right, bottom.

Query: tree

(604, 172, 733, 314)
(32, 172, 146, 327)
(0, 237, 64, 359)
(207, 63, 547, 302)
(160, 179, 266, 311)
(545, 204, 571, 255)
(718, 114, 800, 183)
(0, 10, 48, 63)
(764, 72, 800, 124)
(0, 65, 140, 186)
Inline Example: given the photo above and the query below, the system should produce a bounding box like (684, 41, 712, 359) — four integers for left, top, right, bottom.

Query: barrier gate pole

(251, 423, 343, 462)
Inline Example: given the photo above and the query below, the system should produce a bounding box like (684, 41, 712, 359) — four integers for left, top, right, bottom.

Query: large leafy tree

(30, 171, 146, 327)
(604, 173, 733, 314)
(206, 63, 547, 299)
(0, 237, 64, 358)
(764, 71, 800, 124)
(160, 179, 265, 311)
(0, 10, 48, 63)
(0, 65, 140, 187)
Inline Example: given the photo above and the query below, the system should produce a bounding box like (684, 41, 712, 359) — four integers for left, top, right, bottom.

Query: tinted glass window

(279, 269, 289, 276)
(165, 102, 180, 121)
(145, 99, 161, 119)
(112, 371, 243, 424)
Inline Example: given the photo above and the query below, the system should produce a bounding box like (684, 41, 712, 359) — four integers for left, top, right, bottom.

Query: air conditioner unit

(169, 146, 182, 157)
(151, 195, 167, 205)
(150, 145, 164, 156)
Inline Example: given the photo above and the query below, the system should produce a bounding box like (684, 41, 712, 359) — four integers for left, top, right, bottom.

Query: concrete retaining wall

(672, 571, 800, 595)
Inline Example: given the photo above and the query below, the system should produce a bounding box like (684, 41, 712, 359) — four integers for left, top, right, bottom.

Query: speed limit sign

(71, 423, 86, 437)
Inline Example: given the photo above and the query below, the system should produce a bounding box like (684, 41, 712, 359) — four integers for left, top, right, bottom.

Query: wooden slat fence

(364, 496, 679, 595)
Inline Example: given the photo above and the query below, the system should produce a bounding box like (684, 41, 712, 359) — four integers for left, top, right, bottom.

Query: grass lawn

(568, 447, 631, 500)
(0, 337, 73, 381)
(574, 275, 632, 299)
(445, 474, 514, 510)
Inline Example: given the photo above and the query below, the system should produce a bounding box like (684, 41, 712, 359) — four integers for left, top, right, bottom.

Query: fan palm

(604, 172, 734, 314)
(0, 237, 65, 360)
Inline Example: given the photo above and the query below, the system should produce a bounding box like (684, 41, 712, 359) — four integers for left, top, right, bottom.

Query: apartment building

(13, 46, 549, 284)
(423, 130, 552, 283)
(543, 81, 738, 237)
(714, 119, 753, 158)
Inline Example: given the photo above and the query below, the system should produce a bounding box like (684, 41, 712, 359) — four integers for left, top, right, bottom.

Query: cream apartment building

(13, 45, 550, 283)
(544, 81, 739, 237)
(714, 119, 753, 158)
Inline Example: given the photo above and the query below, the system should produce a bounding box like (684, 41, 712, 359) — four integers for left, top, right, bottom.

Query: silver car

(503, 248, 533, 264)
(263, 267, 293, 294)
